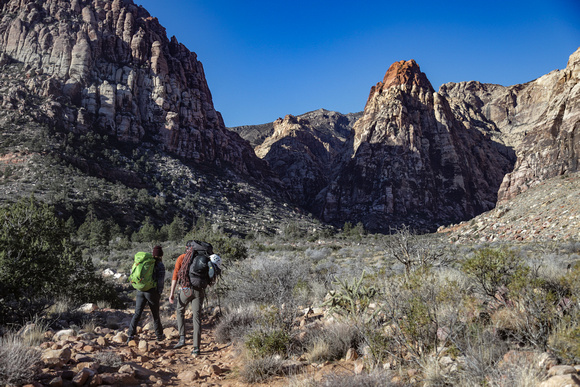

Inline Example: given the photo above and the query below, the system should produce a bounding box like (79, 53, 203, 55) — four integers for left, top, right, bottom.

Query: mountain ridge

(0, 0, 578, 238)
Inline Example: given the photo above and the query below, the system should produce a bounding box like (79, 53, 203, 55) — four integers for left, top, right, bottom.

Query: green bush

(245, 328, 290, 358)
(322, 272, 378, 323)
(460, 247, 528, 298)
(0, 197, 120, 325)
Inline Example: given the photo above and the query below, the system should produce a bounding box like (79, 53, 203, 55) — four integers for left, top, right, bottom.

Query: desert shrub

(222, 255, 311, 317)
(450, 323, 509, 385)
(502, 269, 563, 349)
(321, 369, 401, 387)
(240, 355, 285, 383)
(304, 247, 332, 262)
(548, 312, 580, 364)
(245, 328, 290, 358)
(378, 267, 465, 365)
(301, 322, 363, 362)
(18, 316, 50, 346)
(215, 306, 262, 344)
(0, 334, 41, 386)
(0, 197, 120, 325)
(486, 352, 547, 387)
(323, 272, 378, 323)
(460, 247, 528, 298)
(383, 225, 451, 276)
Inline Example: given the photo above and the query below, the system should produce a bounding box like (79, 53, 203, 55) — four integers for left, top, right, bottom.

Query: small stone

(112, 332, 128, 344)
(118, 364, 135, 375)
(42, 348, 72, 363)
(53, 329, 75, 341)
(48, 376, 63, 387)
(74, 362, 98, 372)
(178, 370, 200, 383)
(547, 365, 577, 376)
(138, 340, 148, 351)
(78, 303, 98, 313)
(72, 368, 93, 386)
(354, 360, 364, 375)
(163, 327, 179, 339)
(115, 373, 139, 385)
(209, 364, 222, 375)
(539, 374, 580, 387)
(96, 337, 107, 346)
(345, 348, 358, 361)
(88, 374, 102, 387)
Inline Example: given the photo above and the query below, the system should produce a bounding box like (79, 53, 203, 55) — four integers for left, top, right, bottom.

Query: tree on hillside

(0, 197, 120, 325)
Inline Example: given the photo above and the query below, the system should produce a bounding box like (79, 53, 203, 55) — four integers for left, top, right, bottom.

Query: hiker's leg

(144, 290, 163, 338)
(191, 288, 205, 349)
(128, 291, 146, 337)
(176, 289, 192, 338)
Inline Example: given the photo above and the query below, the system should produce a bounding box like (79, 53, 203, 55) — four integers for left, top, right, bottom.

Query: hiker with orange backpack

(127, 245, 166, 343)
(168, 240, 221, 356)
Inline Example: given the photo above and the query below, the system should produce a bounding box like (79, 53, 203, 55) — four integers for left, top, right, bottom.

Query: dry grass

(19, 316, 50, 346)
(240, 354, 285, 383)
(0, 334, 41, 386)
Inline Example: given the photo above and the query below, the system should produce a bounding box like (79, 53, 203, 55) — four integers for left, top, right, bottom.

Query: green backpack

(129, 252, 157, 291)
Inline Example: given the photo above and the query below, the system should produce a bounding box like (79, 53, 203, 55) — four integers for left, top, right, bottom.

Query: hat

(152, 246, 163, 257)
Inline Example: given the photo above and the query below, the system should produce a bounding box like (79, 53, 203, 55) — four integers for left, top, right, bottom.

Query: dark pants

(176, 287, 205, 348)
(128, 289, 163, 338)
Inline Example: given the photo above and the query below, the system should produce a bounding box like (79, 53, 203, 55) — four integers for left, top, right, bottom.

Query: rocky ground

(15, 300, 580, 387)
(21, 305, 359, 387)
(438, 172, 580, 244)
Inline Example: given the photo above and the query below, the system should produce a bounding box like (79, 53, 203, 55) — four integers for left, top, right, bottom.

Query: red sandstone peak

(382, 59, 433, 91)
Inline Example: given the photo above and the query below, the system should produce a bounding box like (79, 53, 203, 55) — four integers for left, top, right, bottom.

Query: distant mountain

(0, 0, 578, 237)
(233, 52, 579, 233)
(230, 109, 362, 211)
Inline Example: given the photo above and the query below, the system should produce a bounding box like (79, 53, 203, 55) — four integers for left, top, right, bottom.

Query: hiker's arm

(168, 279, 177, 304)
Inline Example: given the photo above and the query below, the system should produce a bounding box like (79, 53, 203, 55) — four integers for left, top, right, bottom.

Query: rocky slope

(0, 0, 269, 179)
(230, 109, 363, 209)
(438, 171, 580, 244)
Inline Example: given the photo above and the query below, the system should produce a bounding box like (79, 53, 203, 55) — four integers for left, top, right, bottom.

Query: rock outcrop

(319, 60, 514, 231)
(244, 51, 580, 232)
(1, 0, 578, 234)
(255, 111, 358, 210)
(440, 48, 580, 203)
(0, 0, 268, 178)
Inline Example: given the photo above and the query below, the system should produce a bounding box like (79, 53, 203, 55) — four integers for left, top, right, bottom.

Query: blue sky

(134, 0, 580, 127)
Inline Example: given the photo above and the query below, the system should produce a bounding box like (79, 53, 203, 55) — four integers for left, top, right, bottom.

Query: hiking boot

(173, 336, 186, 349)
(191, 347, 200, 356)
(156, 334, 166, 342)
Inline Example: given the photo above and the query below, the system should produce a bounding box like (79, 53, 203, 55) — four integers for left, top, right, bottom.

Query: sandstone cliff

(247, 51, 579, 232)
(440, 48, 580, 204)
(319, 60, 514, 231)
(0, 0, 268, 178)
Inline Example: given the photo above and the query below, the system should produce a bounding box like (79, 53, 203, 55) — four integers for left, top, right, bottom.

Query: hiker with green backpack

(127, 245, 166, 343)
